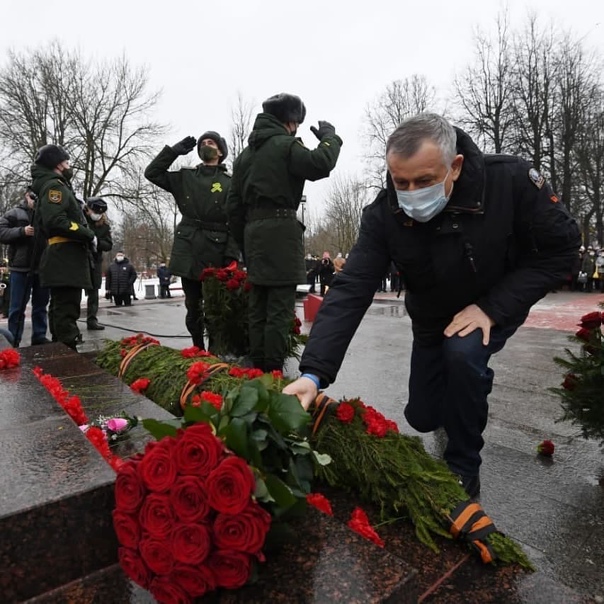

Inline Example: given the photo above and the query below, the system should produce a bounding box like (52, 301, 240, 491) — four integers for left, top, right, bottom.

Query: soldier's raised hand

(310, 121, 336, 141)
(171, 136, 197, 156)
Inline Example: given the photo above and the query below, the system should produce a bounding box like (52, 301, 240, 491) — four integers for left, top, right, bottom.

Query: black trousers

(181, 277, 205, 349)
(49, 287, 82, 350)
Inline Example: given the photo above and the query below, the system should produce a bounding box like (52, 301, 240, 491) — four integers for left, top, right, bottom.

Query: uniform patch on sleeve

(528, 168, 545, 189)
(48, 189, 62, 203)
(69, 222, 79, 231)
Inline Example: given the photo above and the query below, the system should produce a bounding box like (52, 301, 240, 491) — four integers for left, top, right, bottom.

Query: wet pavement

(2, 287, 604, 602)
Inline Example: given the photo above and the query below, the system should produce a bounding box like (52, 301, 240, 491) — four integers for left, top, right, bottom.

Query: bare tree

(362, 76, 436, 188)
(0, 41, 164, 198)
(454, 10, 515, 153)
(228, 92, 255, 165)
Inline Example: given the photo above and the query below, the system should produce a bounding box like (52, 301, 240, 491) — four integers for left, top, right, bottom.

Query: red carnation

(0, 348, 20, 369)
(206, 456, 256, 515)
(118, 547, 151, 589)
(169, 476, 210, 523)
(131, 378, 151, 393)
(213, 501, 271, 554)
(207, 550, 252, 590)
(197, 391, 223, 411)
(578, 311, 603, 330)
(174, 423, 224, 477)
(306, 493, 333, 516)
(171, 522, 212, 565)
(336, 402, 355, 423)
(115, 459, 145, 513)
(170, 563, 216, 598)
(138, 493, 174, 539)
(186, 361, 211, 385)
(112, 510, 141, 550)
(537, 439, 555, 457)
(347, 507, 384, 548)
(138, 437, 177, 492)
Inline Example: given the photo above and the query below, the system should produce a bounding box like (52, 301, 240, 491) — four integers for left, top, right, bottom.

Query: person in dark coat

(105, 252, 137, 306)
(84, 197, 112, 329)
(283, 113, 580, 499)
(31, 144, 95, 350)
(157, 262, 172, 298)
(305, 254, 318, 293)
(0, 187, 50, 346)
(227, 93, 342, 371)
(318, 252, 334, 296)
(145, 130, 239, 349)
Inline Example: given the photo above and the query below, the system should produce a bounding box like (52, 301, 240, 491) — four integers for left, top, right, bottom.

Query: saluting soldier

(145, 131, 240, 350)
(31, 145, 96, 350)
(227, 93, 342, 372)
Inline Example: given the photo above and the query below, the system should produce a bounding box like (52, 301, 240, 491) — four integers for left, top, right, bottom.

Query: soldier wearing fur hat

(227, 92, 342, 372)
(84, 197, 112, 330)
(31, 144, 96, 350)
(145, 131, 240, 350)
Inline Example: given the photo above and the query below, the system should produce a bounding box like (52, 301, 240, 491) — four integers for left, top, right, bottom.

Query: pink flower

(107, 418, 129, 432)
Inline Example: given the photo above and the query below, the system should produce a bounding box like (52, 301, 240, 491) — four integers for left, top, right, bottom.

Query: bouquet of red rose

(114, 376, 328, 602)
(551, 308, 604, 445)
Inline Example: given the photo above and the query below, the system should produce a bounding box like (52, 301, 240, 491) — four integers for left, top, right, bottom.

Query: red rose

(170, 563, 216, 598)
(207, 550, 252, 589)
(169, 476, 210, 523)
(336, 402, 355, 423)
(149, 577, 192, 604)
(206, 456, 256, 515)
(562, 373, 578, 390)
(537, 439, 555, 456)
(213, 501, 271, 554)
(139, 493, 174, 538)
(118, 547, 151, 589)
(174, 423, 224, 477)
(139, 536, 174, 575)
(215, 269, 228, 281)
(171, 522, 212, 565)
(306, 493, 333, 516)
(575, 327, 593, 342)
(226, 278, 240, 291)
(113, 510, 140, 549)
(115, 460, 146, 513)
(138, 438, 177, 492)
(578, 311, 603, 330)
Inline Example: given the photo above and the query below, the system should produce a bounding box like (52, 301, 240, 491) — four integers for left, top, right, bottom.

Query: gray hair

(386, 113, 457, 165)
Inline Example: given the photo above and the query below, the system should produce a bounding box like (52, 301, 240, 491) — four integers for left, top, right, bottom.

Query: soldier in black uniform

(31, 145, 95, 350)
(84, 198, 112, 330)
(284, 113, 580, 498)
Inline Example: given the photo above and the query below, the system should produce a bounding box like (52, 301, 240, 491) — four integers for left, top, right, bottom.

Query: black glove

(310, 121, 336, 141)
(171, 136, 197, 156)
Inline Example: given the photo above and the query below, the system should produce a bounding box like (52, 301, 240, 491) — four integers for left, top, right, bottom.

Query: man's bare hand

(282, 376, 318, 411)
(24, 225, 34, 236)
(444, 304, 495, 345)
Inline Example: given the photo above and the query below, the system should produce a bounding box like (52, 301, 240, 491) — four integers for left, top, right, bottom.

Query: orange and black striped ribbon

(446, 500, 498, 564)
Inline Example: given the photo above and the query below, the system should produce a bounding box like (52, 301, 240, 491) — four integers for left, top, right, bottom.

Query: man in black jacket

(284, 113, 580, 498)
(0, 187, 50, 346)
(105, 252, 137, 306)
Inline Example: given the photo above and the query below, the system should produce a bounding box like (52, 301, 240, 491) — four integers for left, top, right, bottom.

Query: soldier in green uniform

(227, 93, 343, 372)
(31, 145, 95, 350)
(145, 131, 240, 350)
(84, 197, 113, 330)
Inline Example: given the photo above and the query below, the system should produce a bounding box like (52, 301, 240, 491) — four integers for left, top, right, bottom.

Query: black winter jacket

(0, 201, 45, 273)
(300, 129, 581, 386)
(105, 260, 137, 296)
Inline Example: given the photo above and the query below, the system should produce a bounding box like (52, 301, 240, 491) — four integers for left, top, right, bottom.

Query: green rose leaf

(267, 393, 311, 434)
(223, 418, 249, 458)
(254, 476, 273, 502)
(230, 386, 259, 417)
(183, 403, 216, 425)
(265, 474, 298, 511)
(142, 418, 182, 440)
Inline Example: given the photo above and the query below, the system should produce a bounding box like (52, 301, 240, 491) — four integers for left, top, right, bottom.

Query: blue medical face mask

(395, 170, 452, 223)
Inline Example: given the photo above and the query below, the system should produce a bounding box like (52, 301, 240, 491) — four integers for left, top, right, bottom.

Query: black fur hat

(197, 131, 228, 163)
(262, 93, 306, 124)
(34, 144, 70, 169)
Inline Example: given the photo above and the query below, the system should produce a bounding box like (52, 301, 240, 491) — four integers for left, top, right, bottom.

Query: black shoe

(75, 333, 84, 345)
(31, 337, 51, 345)
(457, 474, 481, 499)
(87, 322, 105, 330)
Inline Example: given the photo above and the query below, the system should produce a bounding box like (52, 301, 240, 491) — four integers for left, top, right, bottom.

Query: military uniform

(86, 214, 112, 327)
(227, 108, 342, 371)
(144, 146, 239, 349)
(31, 164, 94, 349)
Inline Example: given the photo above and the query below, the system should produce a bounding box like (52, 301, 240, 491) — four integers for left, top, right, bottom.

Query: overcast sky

(3, 0, 603, 217)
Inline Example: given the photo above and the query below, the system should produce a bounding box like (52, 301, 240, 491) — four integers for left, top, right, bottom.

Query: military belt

(247, 207, 297, 222)
(48, 236, 78, 245)
(181, 219, 229, 232)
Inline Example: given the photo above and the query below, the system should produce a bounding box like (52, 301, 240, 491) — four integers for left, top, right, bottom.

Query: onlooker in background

(0, 260, 11, 319)
(581, 245, 597, 292)
(319, 251, 335, 296)
(84, 197, 112, 330)
(227, 93, 342, 372)
(570, 246, 584, 292)
(0, 187, 50, 346)
(157, 261, 172, 299)
(145, 130, 239, 350)
(596, 249, 604, 293)
(105, 252, 137, 306)
(31, 144, 95, 350)
(305, 253, 318, 294)
(389, 261, 402, 292)
(333, 252, 346, 274)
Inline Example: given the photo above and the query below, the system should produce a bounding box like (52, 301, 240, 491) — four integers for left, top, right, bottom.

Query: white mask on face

(89, 212, 102, 222)
(116, 255, 125, 263)
(395, 170, 452, 223)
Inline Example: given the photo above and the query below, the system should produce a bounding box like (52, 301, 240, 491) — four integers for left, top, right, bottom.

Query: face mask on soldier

(62, 167, 74, 181)
(199, 145, 218, 162)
